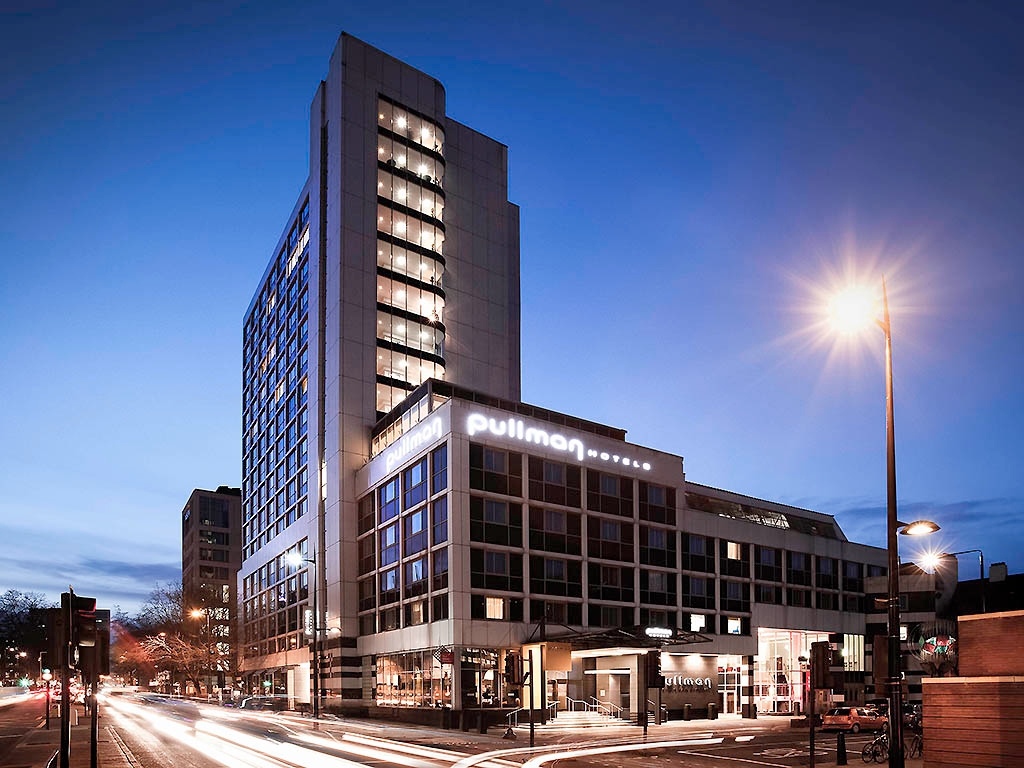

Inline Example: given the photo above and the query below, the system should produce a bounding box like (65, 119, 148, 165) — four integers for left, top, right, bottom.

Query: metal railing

(505, 700, 558, 727)
(590, 696, 624, 718)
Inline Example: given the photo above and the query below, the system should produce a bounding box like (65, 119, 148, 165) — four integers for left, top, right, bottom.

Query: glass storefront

(754, 628, 829, 714)
(376, 649, 453, 708)
(717, 654, 743, 715)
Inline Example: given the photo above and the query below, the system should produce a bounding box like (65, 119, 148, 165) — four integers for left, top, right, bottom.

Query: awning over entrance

(540, 625, 713, 652)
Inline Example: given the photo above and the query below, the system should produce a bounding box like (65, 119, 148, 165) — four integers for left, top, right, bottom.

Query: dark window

(787, 551, 812, 586)
(358, 577, 375, 611)
(469, 496, 523, 546)
(587, 517, 634, 562)
(721, 579, 750, 612)
(530, 600, 583, 625)
(681, 575, 715, 609)
(755, 546, 782, 582)
(358, 536, 375, 575)
(470, 548, 523, 592)
(756, 583, 782, 604)
(431, 444, 447, 493)
(787, 587, 811, 607)
(358, 494, 375, 535)
(639, 481, 675, 525)
(589, 603, 628, 627)
(587, 563, 634, 602)
(402, 457, 428, 510)
(816, 557, 839, 589)
(528, 507, 582, 555)
(640, 569, 676, 605)
(470, 443, 522, 495)
(432, 593, 449, 620)
(843, 561, 864, 592)
(640, 607, 675, 627)
(432, 548, 448, 590)
(587, 471, 633, 517)
(817, 591, 839, 611)
(431, 497, 448, 545)
(530, 555, 582, 597)
(528, 457, 581, 507)
(682, 534, 715, 572)
(640, 525, 676, 567)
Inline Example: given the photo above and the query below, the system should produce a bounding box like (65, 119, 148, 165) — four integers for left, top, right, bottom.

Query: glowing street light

(287, 550, 322, 720)
(917, 548, 985, 612)
(824, 276, 937, 768)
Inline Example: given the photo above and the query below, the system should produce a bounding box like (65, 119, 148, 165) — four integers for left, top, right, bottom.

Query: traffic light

(79, 611, 110, 679)
(45, 608, 67, 669)
(503, 651, 521, 686)
(811, 641, 833, 690)
(646, 650, 664, 689)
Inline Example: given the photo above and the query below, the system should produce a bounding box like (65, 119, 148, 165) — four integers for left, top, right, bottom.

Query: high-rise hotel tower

(239, 34, 521, 704)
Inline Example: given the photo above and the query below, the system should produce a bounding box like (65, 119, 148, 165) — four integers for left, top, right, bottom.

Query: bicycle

(861, 732, 889, 764)
(907, 731, 923, 759)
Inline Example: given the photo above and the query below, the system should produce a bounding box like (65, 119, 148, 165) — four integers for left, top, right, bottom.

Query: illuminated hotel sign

(664, 675, 714, 691)
(384, 417, 443, 472)
(467, 413, 652, 472)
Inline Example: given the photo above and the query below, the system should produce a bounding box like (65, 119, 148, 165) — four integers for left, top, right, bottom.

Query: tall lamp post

(287, 551, 321, 719)
(190, 608, 213, 701)
(827, 278, 938, 768)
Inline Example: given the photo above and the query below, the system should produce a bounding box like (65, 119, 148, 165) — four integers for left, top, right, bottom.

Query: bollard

(683, 703, 691, 721)
(708, 702, 718, 720)
(836, 731, 848, 765)
(478, 711, 487, 734)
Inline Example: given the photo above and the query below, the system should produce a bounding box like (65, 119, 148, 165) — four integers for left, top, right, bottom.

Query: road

(99, 696, 892, 768)
(0, 692, 46, 762)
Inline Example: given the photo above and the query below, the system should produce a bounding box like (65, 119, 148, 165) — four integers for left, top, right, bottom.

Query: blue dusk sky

(1, 1, 1021, 611)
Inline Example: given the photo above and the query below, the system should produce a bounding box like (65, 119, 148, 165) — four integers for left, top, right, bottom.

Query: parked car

(239, 695, 288, 711)
(822, 706, 888, 733)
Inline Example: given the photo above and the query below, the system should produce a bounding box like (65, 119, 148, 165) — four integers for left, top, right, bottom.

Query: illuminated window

(727, 617, 742, 635)
(486, 597, 504, 620)
(726, 541, 741, 560)
(690, 614, 706, 632)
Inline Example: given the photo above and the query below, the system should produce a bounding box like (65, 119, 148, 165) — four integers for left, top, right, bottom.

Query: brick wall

(922, 678, 1024, 768)
(958, 611, 1024, 677)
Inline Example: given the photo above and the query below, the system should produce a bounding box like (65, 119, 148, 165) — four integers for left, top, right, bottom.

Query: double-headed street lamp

(918, 548, 985, 613)
(286, 550, 321, 719)
(827, 277, 938, 768)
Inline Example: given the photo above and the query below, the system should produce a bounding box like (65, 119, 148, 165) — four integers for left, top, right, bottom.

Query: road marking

(677, 749, 790, 767)
(517, 738, 726, 768)
(736, 735, 755, 742)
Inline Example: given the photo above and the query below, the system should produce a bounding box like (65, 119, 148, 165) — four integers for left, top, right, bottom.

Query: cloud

(0, 524, 180, 614)
(818, 496, 1024, 573)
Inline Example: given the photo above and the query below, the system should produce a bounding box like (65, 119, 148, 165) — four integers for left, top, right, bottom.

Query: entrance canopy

(541, 625, 713, 653)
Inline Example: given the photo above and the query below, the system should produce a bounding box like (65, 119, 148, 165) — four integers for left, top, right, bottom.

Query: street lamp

(827, 278, 938, 768)
(918, 549, 985, 613)
(286, 550, 321, 719)
(190, 608, 213, 701)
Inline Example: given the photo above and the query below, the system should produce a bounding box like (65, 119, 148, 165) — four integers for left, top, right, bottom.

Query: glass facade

(376, 96, 446, 417)
(240, 199, 311, 656)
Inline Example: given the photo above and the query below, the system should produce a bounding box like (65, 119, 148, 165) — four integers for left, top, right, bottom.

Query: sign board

(303, 608, 314, 637)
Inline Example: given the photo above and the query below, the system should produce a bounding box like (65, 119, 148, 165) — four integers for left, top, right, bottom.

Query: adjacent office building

(181, 486, 242, 688)
(239, 33, 889, 721)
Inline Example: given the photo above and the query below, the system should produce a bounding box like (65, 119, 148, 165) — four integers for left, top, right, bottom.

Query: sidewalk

(5, 721, 132, 768)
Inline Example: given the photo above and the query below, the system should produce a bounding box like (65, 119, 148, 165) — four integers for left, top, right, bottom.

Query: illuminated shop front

(375, 649, 453, 708)
(753, 628, 865, 714)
